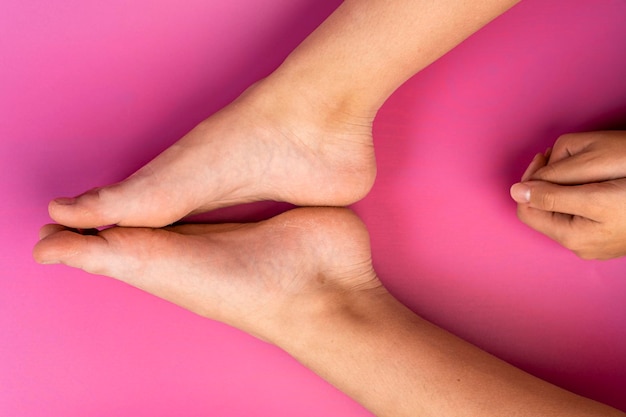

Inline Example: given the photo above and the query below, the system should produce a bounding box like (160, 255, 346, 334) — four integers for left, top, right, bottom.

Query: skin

(33, 208, 626, 417)
(34, 0, 625, 414)
(510, 131, 626, 259)
(47, 0, 520, 229)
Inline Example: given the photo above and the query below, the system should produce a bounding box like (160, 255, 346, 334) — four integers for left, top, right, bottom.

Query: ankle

(244, 73, 376, 137)
(269, 282, 392, 352)
(234, 76, 377, 206)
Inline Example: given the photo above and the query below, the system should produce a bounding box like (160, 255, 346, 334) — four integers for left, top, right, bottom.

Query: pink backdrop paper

(1, 1, 625, 415)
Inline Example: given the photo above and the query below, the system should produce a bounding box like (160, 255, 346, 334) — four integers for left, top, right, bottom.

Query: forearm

(267, 0, 520, 117)
(278, 289, 625, 417)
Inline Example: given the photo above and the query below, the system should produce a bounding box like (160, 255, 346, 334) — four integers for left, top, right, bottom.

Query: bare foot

(48, 80, 377, 228)
(33, 208, 383, 343)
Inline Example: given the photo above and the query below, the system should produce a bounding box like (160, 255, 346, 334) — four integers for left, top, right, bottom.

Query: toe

(38, 223, 66, 240)
(48, 170, 193, 229)
(32, 226, 155, 281)
(49, 185, 124, 229)
(33, 227, 110, 271)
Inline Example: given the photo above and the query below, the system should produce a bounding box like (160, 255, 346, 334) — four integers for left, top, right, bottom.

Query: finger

(510, 181, 601, 219)
(546, 132, 591, 165)
(521, 152, 548, 182)
(537, 131, 626, 184)
(531, 150, 619, 184)
(516, 204, 595, 249)
(544, 147, 552, 160)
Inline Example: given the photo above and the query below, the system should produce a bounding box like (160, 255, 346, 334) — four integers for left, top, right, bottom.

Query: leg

(33, 208, 625, 417)
(49, 0, 520, 228)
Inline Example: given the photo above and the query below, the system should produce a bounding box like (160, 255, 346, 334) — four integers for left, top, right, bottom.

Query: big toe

(49, 184, 131, 229)
(33, 225, 146, 282)
(48, 175, 193, 229)
(33, 225, 108, 271)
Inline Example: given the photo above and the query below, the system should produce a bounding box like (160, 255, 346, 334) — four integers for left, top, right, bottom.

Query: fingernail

(53, 197, 76, 205)
(510, 183, 531, 203)
(521, 153, 542, 182)
(544, 147, 552, 158)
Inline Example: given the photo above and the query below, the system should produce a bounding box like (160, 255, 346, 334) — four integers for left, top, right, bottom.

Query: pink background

(1, 0, 625, 415)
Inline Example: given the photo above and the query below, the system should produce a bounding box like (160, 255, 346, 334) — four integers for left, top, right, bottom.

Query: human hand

(33, 207, 383, 344)
(48, 79, 377, 229)
(510, 131, 626, 259)
(530, 131, 626, 184)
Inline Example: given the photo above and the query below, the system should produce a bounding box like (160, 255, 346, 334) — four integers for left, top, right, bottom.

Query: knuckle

(554, 132, 579, 149)
(553, 133, 572, 152)
(537, 189, 557, 212)
(534, 163, 559, 181)
(556, 132, 576, 143)
(552, 132, 584, 159)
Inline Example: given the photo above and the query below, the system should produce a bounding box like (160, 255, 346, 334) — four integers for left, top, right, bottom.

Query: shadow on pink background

(1, 0, 625, 415)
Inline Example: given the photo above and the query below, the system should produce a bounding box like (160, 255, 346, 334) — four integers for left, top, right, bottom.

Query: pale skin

(47, 0, 520, 228)
(33, 0, 626, 415)
(510, 131, 626, 260)
(33, 208, 625, 417)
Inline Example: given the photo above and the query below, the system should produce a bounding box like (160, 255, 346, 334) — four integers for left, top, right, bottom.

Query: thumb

(510, 181, 598, 219)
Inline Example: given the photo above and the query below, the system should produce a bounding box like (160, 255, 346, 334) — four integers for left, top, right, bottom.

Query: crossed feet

(35, 79, 382, 343)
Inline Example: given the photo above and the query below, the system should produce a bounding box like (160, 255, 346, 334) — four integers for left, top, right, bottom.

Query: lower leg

(48, 0, 520, 229)
(33, 207, 624, 417)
